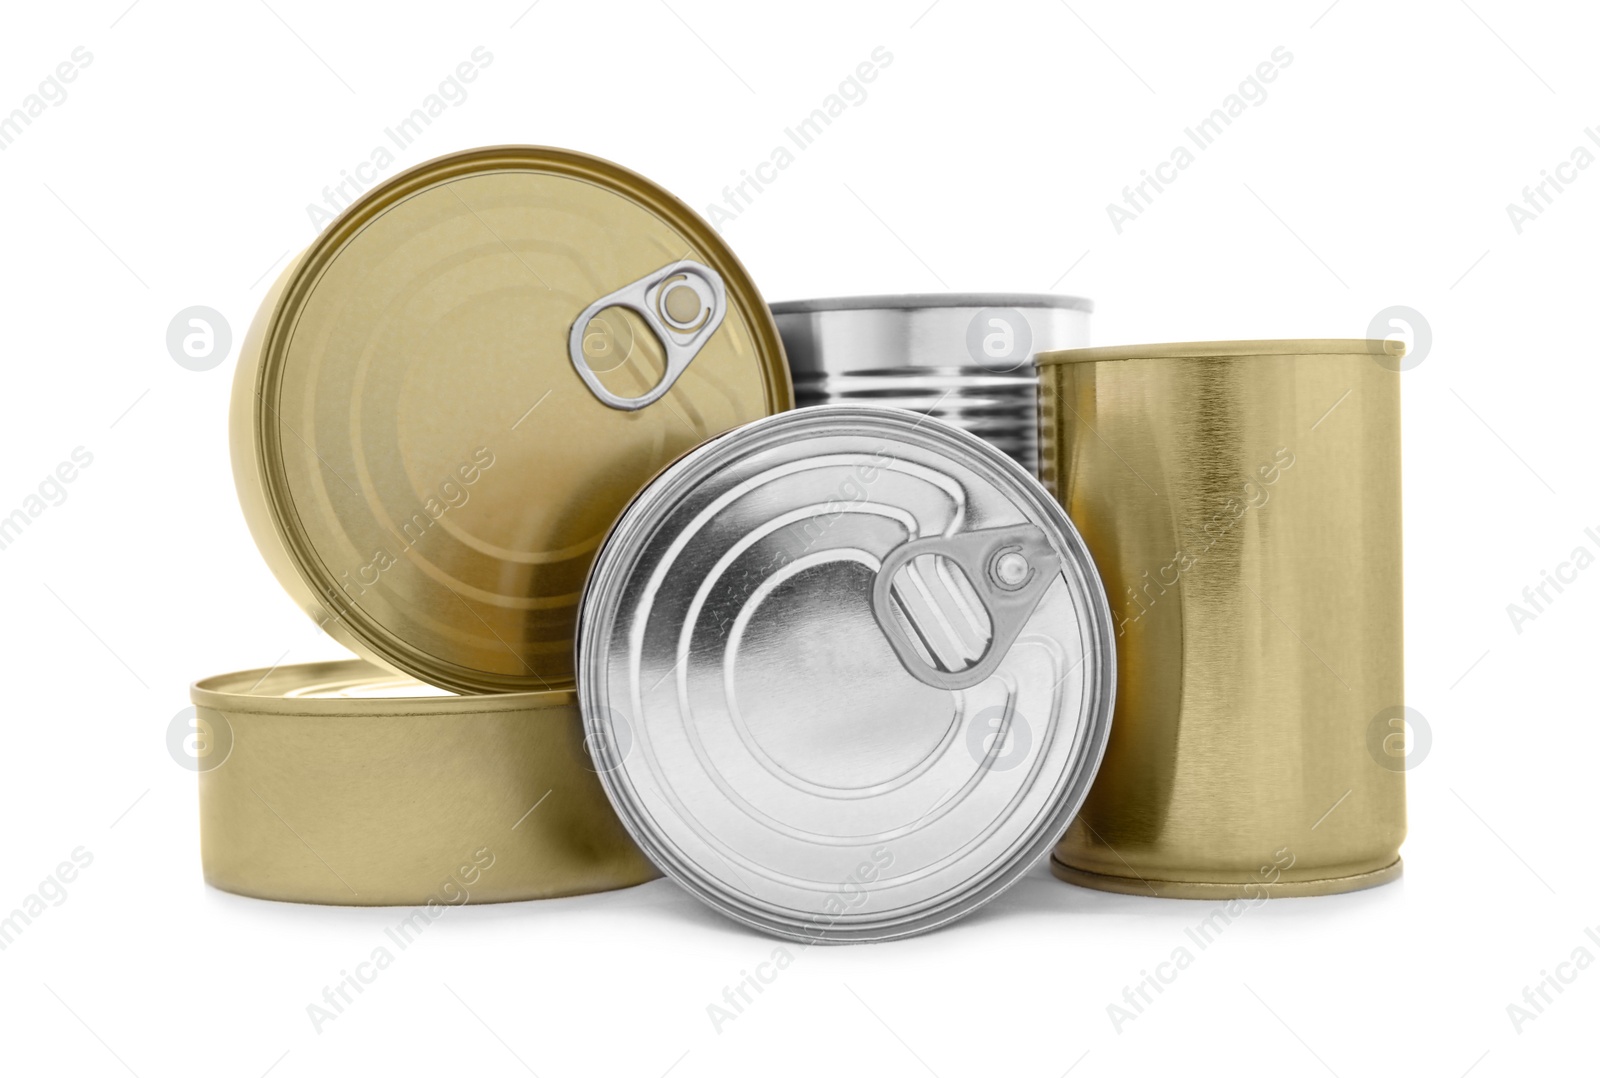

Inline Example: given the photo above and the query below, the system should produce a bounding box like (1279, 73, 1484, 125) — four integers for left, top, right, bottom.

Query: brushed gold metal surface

(193, 659, 658, 905)
(231, 147, 791, 695)
(1050, 857, 1402, 898)
(1037, 340, 1405, 897)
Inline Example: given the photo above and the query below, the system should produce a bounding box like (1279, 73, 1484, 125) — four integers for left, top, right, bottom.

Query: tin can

(1037, 340, 1404, 897)
(771, 294, 1091, 474)
(192, 659, 657, 904)
(232, 146, 791, 695)
(577, 405, 1116, 941)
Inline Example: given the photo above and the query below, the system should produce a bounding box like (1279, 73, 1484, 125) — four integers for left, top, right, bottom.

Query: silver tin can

(770, 294, 1092, 473)
(577, 406, 1116, 942)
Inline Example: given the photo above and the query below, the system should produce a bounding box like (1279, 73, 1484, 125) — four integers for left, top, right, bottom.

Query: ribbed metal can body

(772, 294, 1091, 475)
(1037, 340, 1405, 898)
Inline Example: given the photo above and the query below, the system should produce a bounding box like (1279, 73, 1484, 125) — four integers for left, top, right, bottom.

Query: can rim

(577, 404, 1117, 943)
(242, 145, 791, 696)
(1035, 338, 1398, 365)
(770, 292, 1093, 315)
(191, 658, 576, 716)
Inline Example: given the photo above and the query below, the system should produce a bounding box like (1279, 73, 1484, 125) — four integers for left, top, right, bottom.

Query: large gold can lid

(232, 147, 792, 693)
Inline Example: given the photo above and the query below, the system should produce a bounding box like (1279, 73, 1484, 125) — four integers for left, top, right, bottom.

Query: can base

(1049, 855, 1403, 899)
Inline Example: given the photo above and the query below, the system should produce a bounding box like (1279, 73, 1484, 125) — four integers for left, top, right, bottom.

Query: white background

(1, 1, 1594, 1075)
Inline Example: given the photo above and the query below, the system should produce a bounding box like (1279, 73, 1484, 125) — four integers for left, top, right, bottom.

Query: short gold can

(192, 659, 658, 905)
(1036, 340, 1405, 898)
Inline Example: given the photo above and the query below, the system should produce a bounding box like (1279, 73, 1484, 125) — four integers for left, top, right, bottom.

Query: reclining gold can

(1036, 340, 1405, 897)
(231, 146, 792, 695)
(191, 660, 657, 904)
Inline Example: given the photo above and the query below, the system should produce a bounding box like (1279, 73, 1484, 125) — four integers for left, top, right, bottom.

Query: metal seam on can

(193, 659, 657, 905)
(1049, 855, 1403, 899)
(577, 405, 1116, 942)
(1034, 338, 1390, 365)
(771, 293, 1094, 314)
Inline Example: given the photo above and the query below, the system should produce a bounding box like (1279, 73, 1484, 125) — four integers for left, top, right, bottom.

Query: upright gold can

(1037, 340, 1404, 897)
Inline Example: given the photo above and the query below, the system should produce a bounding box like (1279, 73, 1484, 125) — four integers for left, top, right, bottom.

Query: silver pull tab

(568, 260, 727, 411)
(870, 524, 1061, 691)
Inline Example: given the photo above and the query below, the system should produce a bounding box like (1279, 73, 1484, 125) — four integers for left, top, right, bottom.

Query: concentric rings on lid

(577, 405, 1116, 942)
(231, 146, 792, 694)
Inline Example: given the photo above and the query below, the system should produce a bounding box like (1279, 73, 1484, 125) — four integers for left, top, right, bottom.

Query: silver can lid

(578, 406, 1115, 942)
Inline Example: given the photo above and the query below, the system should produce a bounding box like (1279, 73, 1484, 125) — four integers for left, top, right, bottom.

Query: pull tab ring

(871, 523, 1061, 691)
(568, 260, 728, 411)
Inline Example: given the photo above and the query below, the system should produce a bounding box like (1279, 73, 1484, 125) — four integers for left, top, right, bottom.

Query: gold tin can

(1037, 340, 1404, 897)
(232, 146, 791, 694)
(192, 659, 657, 904)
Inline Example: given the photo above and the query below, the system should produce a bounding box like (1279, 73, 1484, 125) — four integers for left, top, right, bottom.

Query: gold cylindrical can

(1037, 340, 1404, 897)
(193, 659, 657, 905)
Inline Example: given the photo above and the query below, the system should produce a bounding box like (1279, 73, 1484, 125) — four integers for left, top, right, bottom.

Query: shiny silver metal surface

(577, 406, 1115, 942)
(771, 294, 1092, 473)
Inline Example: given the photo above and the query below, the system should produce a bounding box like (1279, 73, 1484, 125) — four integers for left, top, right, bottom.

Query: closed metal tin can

(577, 406, 1116, 941)
(771, 294, 1091, 474)
(192, 659, 657, 905)
(1037, 340, 1404, 897)
(232, 146, 791, 694)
